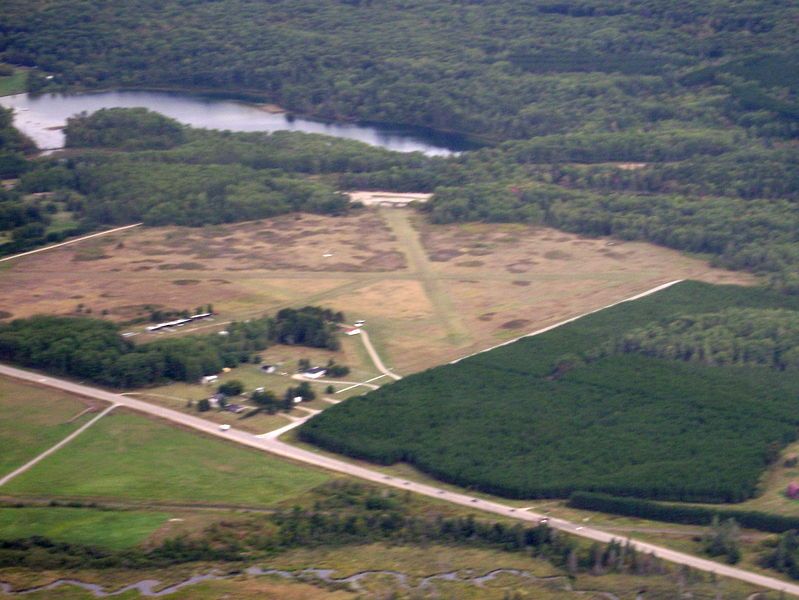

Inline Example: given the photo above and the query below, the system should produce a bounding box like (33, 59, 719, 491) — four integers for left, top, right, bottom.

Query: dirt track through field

(381, 209, 470, 345)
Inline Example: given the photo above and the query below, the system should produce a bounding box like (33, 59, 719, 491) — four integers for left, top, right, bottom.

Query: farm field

(1, 409, 331, 505)
(0, 377, 102, 476)
(0, 208, 753, 377)
(300, 281, 799, 503)
(0, 507, 168, 550)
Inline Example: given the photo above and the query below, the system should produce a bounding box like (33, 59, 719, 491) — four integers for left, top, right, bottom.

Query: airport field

(0, 208, 752, 377)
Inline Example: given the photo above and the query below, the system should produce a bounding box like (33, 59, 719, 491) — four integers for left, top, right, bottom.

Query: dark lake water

(0, 90, 473, 156)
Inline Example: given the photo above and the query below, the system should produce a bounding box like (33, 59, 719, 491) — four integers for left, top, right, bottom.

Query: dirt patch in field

(512, 280, 531, 287)
(429, 249, 463, 262)
(543, 250, 572, 260)
(172, 279, 200, 286)
(157, 262, 206, 271)
(501, 319, 532, 330)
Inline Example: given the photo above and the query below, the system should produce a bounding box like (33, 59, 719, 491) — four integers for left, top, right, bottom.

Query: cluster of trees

(64, 108, 186, 150)
(300, 282, 799, 503)
(763, 530, 799, 580)
(0, 108, 87, 256)
(271, 306, 343, 350)
(0, 305, 344, 388)
(702, 517, 741, 564)
(567, 492, 799, 534)
(596, 308, 799, 370)
(0, 315, 272, 387)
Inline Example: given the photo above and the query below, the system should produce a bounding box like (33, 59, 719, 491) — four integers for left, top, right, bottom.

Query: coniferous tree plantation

(300, 282, 799, 503)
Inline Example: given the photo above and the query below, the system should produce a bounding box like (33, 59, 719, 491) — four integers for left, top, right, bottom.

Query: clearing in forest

(0, 207, 752, 376)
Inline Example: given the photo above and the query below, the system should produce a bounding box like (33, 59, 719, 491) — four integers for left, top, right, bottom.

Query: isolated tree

(197, 398, 211, 412)
(251, 389, 278, 414)
(218, 380, 244, 396)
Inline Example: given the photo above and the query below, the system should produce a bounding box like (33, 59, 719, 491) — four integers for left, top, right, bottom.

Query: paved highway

(1, 362, 798, 596)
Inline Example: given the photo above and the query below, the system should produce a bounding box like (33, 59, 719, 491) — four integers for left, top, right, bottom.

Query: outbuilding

(303, 367, 327, 379)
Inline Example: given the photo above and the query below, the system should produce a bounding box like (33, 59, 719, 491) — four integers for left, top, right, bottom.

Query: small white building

(303, 367, 327, 379)
(344, 327, 361, 336)
(293, 396, 303, 404)
(201, 375, 218, 385)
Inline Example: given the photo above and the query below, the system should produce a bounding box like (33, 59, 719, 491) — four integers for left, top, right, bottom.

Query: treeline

(548, 147, 799, 201)
(597, 308, 799, 371)
(0, 482, 668, 581)
(0, 307, 344, 387)
(568, 492, 799, 534)
(71, 154, 348, 227)
(300, 282, 799, 503)
(422, 184, 799, 294)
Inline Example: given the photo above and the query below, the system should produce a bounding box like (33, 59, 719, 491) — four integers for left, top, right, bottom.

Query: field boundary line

(450, 279, 685, 365)
(0, 403, 118, 487)
(0, 223, 142, 263)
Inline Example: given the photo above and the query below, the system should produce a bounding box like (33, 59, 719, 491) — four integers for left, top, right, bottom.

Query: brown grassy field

(0, 207, 753, 378)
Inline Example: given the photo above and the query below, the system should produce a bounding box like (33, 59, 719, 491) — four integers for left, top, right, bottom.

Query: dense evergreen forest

(300, 282, 799, 503)
(0, 306, 342, 387)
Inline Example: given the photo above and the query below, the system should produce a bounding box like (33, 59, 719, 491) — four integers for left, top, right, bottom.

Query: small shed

(201, 375, 218, 385)
(303, 367, 327, 379)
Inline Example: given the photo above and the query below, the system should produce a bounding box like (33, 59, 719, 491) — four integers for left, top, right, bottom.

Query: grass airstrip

(0, 207, 753, 378)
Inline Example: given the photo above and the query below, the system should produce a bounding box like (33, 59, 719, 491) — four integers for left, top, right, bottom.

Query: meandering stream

(0, 566, 619, 597)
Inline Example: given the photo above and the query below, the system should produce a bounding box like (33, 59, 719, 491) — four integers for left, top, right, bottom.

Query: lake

(0, 90, 473, 156)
